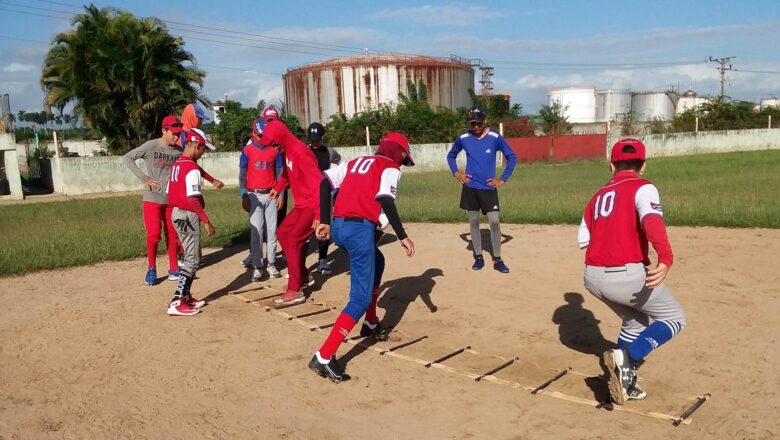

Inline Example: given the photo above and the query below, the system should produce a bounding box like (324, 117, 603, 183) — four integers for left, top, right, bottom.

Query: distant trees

(535, 101, 571, 135)
(650, 100, 780, 134)
(40, 5, 205, 154)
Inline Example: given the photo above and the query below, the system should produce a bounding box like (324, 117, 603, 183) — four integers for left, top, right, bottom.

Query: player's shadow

(551, 292, 616, 357)
(202, 269, 256, 303)
(458, 230, 513, 259)
(339, 268, 442, 367)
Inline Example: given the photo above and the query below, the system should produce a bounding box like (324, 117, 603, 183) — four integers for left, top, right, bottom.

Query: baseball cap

(161, 115, 183, 133)
(610, 138, 646, 162)
(261, 106, 279, 121)
(193, 103, 206, 120)
(255, 119, 287, 147)
(467, 106, 486, 124)
(381, 132, 415, 166)
(307, 122, 325, 143)
(183, 128, 216, 150)
(252, 118, 266, 138)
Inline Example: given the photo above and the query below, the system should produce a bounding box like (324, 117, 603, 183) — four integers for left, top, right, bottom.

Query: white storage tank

(760, 97, 780, 110)
(631, 91, 676, 121)
(595, 89, 632, 122)
(283, 53, 475, 126)
(548, 87, 596, 123)
(676, 89, 709, 114)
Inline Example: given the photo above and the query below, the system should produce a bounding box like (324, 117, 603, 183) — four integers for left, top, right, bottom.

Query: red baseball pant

(142, 201, 179, 271)
(277, 206, 314, 292)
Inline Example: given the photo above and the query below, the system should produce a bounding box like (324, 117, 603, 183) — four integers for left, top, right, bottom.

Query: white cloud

(371, 4, 502, 26)
(2, 63, 34, 73)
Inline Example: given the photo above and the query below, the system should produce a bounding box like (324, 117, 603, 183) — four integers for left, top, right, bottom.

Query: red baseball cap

(610, 138, 646, 162)
(161, 115, 183, 133)
(380, 132, 415, 166)
(261, 106, 279, 121)
(182, 128, 216, 150)
(255, 119, 288, 147)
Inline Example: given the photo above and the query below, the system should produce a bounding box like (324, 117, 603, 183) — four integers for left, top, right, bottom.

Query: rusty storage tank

(283, 53, 475, 127)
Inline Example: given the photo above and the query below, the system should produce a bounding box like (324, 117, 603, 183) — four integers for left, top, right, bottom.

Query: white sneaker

(167, 299, 199, 316)
(267, 265, 281, 278)
(252, 267, 264, 282)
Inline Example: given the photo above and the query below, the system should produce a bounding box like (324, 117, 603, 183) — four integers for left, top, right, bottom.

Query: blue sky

(1, 0, 778, 117)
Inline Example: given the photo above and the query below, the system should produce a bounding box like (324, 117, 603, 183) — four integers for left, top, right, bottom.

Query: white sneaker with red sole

(167, 299, 199, 316)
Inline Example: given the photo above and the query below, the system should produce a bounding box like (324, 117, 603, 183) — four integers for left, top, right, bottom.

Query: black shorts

(460, 186, 499, 214)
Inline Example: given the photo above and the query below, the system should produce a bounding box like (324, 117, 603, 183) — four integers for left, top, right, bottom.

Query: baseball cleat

(267, 265, 281, 278)
(184, 295, 206, 309)
(472, 255, 485, 270)
(627, 384, 647, 400)
(167, 298, 199, 316)
(145, 267, 157, 286)
(308, 354, 344, 383)
(252, 267, 264, 282)
(604, 348, 634, 405)
(272, 290, 306, 309)
(493, 257, 509, 273)
(317, 259, 333, 276)
(167, 270, 180, 281)
(360, 321, 390, 341)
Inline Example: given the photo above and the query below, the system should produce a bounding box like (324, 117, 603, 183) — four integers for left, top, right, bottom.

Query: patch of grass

(1, 150, 778, 276)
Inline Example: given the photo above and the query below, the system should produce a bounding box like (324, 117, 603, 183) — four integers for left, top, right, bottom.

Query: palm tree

(40, 4, 206, 154)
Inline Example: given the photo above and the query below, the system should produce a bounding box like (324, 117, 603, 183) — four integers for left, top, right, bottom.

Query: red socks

(364, 285, 381, 325)
(318, 312, 356, 359)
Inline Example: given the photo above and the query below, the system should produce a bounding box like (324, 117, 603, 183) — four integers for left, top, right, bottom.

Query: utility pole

(709, 56, 735, 101)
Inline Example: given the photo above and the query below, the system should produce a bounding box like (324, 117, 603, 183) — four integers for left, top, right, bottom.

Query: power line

(486, 59, 706, 68)
(709, 56, 735, 101)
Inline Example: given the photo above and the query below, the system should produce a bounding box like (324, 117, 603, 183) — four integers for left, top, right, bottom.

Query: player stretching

(578, 138, 686, 405)
(447, 106, 517, 273)
(166, 128, 216, 316)
(309, 132, 416, 382)
(255, 119, 323, 308)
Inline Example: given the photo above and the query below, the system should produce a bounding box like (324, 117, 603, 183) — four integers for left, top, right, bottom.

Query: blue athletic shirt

(446, 129, 518, 190)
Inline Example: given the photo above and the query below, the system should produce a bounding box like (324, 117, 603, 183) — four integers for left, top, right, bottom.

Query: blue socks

(626, 320, 684, 362)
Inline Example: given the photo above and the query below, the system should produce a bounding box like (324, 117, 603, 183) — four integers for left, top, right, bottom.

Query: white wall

(608, 128, 780, 158)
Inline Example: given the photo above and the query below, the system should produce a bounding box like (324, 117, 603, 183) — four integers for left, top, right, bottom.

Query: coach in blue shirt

(446, 106, 517, 273)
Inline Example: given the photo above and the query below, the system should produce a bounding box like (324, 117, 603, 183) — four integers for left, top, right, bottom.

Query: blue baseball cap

(252, 118, 266, 137)
(194, 103, 206, 120)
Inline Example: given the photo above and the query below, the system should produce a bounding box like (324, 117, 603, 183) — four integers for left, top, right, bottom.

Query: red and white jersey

(167, 157, 204, 210)
(325, 155, 401, 224)
(578, 171, 665, 267)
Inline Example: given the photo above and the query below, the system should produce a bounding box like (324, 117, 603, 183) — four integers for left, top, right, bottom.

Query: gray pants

(172, 207, 201, 275)
(248, 192, 277, 268)
(584, 263, 686, 341)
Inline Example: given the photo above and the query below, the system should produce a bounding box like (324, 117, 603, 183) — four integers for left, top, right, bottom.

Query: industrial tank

(547, 87, 596, 123)
(631, 91, 676, 121)
(676, 89, 709, 114)
(283, 53, 474, 126)
(760, 97, 780, 110)
(595, 89, 632, 122)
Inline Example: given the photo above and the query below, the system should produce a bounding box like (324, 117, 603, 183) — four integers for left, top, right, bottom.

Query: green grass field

(1, 150, 778, 276)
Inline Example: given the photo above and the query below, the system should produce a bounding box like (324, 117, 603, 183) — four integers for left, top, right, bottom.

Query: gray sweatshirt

(122, 138, 182, 204)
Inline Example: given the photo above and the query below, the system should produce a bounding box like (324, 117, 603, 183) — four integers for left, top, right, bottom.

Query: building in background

(283, 53, 475, 127)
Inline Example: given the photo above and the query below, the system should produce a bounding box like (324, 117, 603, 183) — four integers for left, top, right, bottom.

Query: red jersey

(167, 156, 209, 223)
(240, 140, 278, 189)
(578, 171, 672, 267)
(324, 155, 401, 224)
(273, 138, 322, 220)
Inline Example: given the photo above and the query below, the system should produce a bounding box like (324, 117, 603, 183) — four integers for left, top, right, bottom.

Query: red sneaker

(184, 295, 206, 309)
(167, 298, 199, 316)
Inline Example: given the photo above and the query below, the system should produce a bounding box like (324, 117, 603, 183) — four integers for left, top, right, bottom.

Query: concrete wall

(608, 128, 780, 158)
(0, 133, 23, 199)
(46, 129, 780, 195)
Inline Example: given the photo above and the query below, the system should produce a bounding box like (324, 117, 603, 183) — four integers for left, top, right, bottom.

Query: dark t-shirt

(311, 146, 330, 172)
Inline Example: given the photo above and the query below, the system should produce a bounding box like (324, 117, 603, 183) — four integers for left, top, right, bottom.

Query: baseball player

(306, 121, 342, 275)
(123, 115, 222, 286)
(165, 128, 216, 316)
(309, 132, 416, 382)
(239, 119, 283, 281)
(255, 119, 323, 308)
(446, 106, 517, 273)
(578, 138, 686, 405)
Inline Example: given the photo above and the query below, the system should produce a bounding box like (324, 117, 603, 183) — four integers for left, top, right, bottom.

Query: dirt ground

(0, 223, 777, 439)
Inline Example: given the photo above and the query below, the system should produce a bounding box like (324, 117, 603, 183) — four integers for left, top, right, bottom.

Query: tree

(536, 101, 571, 135)
(209, 99, 259, 151)
(40, 4, 206, 154)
